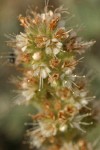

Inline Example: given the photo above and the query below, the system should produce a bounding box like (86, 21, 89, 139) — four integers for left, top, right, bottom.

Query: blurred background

(0, 0, 100, 149)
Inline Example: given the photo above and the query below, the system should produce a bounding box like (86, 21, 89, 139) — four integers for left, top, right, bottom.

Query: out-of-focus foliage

(0, 0, 100, 149)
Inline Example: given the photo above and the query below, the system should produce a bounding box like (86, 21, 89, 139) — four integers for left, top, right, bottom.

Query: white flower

(32, 63, 51, 79)
(39, 121, 57, 137)
(70, 113, 92, 133)
(16, 33, 28, 52)
(32, 63, 51, 89)
(28, 128, 45, 148)
(41, 11, 53, 22)
(22, 89, 34, 100)
(45, 38, 62, 55)
(73, 89, 88, 109)
(65, 68, 73, 75)
(61, 72, 75, 89)
(27, 120, 57, 148)
(15, 88, 35, 105)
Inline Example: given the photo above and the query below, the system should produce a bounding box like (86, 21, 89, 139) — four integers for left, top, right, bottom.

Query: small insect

(8, 53, 16, 64)
(0, 52, 16, 64)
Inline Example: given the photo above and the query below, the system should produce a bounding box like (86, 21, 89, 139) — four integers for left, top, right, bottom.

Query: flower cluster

(8, 5, 96, 150)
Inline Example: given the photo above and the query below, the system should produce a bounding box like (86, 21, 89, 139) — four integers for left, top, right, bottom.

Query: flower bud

(32, 52, 42, 61)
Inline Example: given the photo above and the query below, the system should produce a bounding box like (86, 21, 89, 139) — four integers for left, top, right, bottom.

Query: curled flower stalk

(7, 4, 96, 150)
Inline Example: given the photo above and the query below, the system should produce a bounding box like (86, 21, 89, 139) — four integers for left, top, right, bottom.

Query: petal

(46, 40, 50, 47)
(22, 46, 27, 52)
(49, 10, 53, 16)
(40, 69, 47, 79)
(41, 13, 46, 20)
(57, 42, 62, 48)
(45, 67, 51, 74)
(52, 38, 58, 42)
(53, 48, 60, 55)
(32, 63, 39, 70)
(33, 68, 40, 76)
(45, 47, 52, 55)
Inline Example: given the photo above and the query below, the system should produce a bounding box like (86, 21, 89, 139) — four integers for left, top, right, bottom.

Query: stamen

(79, 122, 93, 125)
(76, 113, 92, 119)
(85, 96, 96, 101)
(72, 75, 86, 78)
(24, 122, 38, 126)
(39, 74, 43, 91)
(83, 105, 91, 110)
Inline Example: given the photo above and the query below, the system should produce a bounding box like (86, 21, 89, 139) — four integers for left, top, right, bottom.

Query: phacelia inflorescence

(8, 4, 96, 150)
